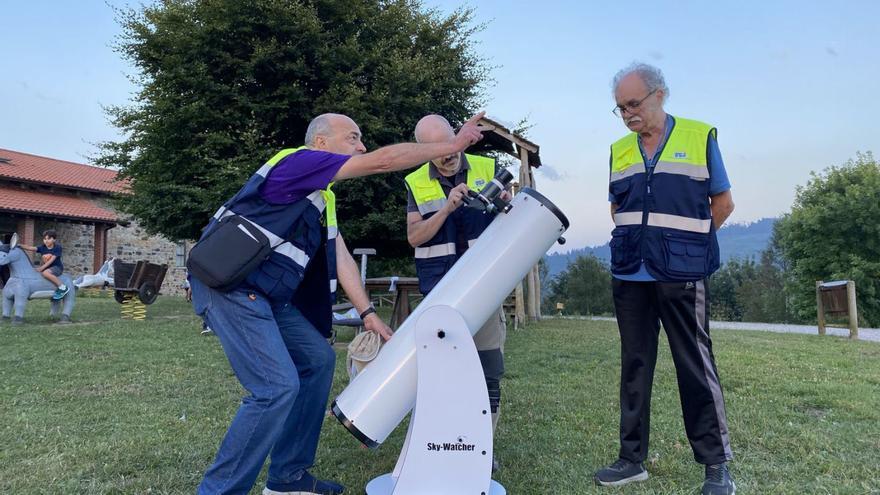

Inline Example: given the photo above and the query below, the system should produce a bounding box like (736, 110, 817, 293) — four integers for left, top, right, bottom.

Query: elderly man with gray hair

(594, 63, 736, 494)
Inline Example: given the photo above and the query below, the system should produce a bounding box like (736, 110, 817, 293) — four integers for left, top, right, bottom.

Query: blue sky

(2, 1, 878, 250)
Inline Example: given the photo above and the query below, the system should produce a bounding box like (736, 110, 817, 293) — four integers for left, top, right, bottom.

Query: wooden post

(846, 280, 859, 339)
(519, 147, 538, 321)
(530, 168, 542, 321)
(816, 281, 826, 335)
(93, 224, 108, 274)
(514, 282, 525, 329)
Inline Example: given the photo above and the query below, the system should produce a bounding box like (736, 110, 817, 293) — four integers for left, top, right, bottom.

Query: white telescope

(331, 187, 568, 494)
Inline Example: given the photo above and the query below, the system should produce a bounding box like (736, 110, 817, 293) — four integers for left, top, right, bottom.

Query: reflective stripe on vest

(613, 211, 709, 233)
(613, 211, 642, 226)
(416, 198, 447, 216)
(216, 210, 310, 268)
(415, 242, 456, 259)
(647, 213, 711, 233)
(653, 161, 710, 179)
(610, 162, 646, 183)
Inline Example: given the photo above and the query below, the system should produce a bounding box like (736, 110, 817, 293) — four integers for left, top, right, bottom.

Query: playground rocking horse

(1, 234, 76, 325)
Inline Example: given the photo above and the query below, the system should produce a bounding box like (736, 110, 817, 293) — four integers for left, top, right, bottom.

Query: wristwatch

(359, 306, 377, 320)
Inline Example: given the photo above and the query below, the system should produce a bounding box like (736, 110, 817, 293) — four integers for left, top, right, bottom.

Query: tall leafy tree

(544, 255, 614, 316)
(775, 152, 880, 326)
(98, 0, 489, 264)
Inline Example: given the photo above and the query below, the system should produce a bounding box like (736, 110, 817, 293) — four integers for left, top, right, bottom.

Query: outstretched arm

(333, 112, 490, 181)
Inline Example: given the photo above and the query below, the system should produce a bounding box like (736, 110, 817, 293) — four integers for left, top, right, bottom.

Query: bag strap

(211, 202, 312, 250)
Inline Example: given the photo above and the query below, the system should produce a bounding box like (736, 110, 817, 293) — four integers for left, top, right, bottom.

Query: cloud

(536, 164, 567, 181)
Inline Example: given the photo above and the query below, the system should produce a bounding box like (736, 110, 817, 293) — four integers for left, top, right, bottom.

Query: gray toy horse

(1, 234, 76, 325)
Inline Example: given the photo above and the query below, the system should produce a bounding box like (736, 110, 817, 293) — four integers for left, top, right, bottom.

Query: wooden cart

(113, 259, 169, 305)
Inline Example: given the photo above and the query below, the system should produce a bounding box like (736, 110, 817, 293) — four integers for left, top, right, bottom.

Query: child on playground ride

(19, 229, 70, 300)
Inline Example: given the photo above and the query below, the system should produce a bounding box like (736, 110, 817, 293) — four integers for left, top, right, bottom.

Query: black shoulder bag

(187, 214, 274, 292)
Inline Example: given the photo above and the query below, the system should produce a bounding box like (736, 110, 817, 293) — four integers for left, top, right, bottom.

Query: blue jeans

(191, 277, 336, 494)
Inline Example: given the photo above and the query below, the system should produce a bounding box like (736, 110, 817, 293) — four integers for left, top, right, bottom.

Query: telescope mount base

(366, 474, 506, 495)
(365, 305, 505, 495)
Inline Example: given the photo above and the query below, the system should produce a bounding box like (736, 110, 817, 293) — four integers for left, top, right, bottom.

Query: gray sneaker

(702, 463, 736, 495)
(594, 458, 648, 487)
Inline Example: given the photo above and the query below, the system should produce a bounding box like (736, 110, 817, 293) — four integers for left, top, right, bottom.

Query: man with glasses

(594, 63, 736, 495)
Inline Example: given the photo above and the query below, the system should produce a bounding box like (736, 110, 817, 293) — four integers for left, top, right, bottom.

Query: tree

(711, 240, 796, 323)
(775, 152, 880, 326)
(736, 249, 795, 323)
(709, 258, 753, 321)
(544, 255, 614, 316)
(98, 0, 490, 262)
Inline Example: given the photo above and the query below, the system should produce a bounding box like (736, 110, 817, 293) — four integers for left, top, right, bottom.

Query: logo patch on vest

(674, 151, 687, 159)
(474, 179, 486, 188)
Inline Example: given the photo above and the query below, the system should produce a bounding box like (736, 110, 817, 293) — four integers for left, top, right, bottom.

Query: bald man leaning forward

(190, 112, 487, 495)
(403, 114, 509, 472)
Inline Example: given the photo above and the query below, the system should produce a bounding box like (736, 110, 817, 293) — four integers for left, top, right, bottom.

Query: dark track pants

(612, 278, 733, 465)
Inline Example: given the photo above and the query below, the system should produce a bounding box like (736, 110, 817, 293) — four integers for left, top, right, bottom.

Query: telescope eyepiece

(467, 167, 515, 213)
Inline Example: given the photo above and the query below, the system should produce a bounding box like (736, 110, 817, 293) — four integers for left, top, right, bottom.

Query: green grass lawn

(2, 297, 879, 494)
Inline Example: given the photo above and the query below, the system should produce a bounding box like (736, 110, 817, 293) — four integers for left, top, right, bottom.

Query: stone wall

(106, 219, 190, 296)
(37, 221, 95, 277)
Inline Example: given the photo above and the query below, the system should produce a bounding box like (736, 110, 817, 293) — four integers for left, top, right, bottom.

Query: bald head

(306, 113, 366, 155)
(414, 114, 461, 176)
(415, 115, 455, 144)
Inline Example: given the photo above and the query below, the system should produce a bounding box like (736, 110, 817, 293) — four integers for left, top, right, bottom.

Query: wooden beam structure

(471, 116, 545, 325)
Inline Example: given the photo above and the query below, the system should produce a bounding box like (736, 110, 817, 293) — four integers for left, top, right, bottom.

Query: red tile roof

(0, 148, 128, 194)
(0, 185, 118, 223)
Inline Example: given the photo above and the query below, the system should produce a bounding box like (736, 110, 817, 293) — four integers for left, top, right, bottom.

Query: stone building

(0, 148, 188, 295)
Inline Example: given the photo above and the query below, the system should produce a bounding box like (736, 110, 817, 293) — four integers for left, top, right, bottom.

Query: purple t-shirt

(260, 149, 350, 204)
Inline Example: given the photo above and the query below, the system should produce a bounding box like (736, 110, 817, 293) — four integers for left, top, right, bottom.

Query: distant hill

(544, 218, 778, 281)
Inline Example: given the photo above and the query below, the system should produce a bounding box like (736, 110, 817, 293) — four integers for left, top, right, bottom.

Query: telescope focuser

(462, 168, 514, 214)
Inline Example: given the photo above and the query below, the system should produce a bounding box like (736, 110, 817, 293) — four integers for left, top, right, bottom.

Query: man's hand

(363, 313, 394, 341)
(499, 190, 512, 202)
(444, 183, 471, 214)
(451, 112, 491, 153)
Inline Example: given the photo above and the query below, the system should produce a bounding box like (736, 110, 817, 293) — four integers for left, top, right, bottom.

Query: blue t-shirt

(609, 115, 731, 282)
(36, 244, 63, 272)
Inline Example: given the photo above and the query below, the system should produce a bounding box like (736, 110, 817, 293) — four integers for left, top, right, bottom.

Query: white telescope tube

(332, 188, 569, 447)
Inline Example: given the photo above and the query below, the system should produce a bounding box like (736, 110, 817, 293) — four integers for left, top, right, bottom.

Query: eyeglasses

(612, 89, 657, 117)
